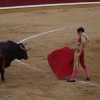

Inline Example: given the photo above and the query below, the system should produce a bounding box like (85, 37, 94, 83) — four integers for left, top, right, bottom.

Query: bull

(0, 40, 30, 81)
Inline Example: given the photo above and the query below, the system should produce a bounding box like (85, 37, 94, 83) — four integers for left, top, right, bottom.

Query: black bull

(0, 40, 29, 81)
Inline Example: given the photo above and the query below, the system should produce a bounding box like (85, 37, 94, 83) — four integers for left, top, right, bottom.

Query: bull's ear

(20, 45, 23, 50)
(20, 45, 26, 50)
(20, 45, 31, 51)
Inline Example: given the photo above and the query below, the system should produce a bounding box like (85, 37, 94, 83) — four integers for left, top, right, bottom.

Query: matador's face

(77, 31, 82, 35)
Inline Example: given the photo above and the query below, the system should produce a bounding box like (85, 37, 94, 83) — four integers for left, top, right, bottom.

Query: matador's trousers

(74, 49, 87, 70)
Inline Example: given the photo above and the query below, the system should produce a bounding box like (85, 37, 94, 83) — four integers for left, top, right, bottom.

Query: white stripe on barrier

(0, 2, 100, 10)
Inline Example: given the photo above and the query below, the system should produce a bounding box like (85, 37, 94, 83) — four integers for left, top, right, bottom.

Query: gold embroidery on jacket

(74, 34, 89, 70)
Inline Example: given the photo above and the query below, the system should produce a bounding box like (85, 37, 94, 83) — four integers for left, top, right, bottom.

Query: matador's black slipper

(86, 78, 90, 81)
(67, 79, 76, 82)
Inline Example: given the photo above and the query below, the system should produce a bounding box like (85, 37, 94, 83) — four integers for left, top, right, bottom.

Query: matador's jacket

(74, 32, 89, 70)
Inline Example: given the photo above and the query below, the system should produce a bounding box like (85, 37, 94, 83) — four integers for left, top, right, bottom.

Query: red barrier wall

(0, 0, 2, 6)
(0, 0, 99, 7)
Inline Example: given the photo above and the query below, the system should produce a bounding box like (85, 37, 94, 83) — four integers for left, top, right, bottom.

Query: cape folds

(48, 46, 74, 79)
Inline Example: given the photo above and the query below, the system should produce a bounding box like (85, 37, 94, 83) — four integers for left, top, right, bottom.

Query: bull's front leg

(1, 69, 5, 81)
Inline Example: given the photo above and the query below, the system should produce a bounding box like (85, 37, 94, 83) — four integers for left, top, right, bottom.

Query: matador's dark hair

(77, 27, 84, 32)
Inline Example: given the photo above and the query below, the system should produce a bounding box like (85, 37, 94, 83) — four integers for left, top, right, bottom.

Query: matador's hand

(75, 48, 80, 53)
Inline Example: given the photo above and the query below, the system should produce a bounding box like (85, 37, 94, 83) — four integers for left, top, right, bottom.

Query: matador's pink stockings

(84, 67, 90, 80)
(67, 70, 78, 82)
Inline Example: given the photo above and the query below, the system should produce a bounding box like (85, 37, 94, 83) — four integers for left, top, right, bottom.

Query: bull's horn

(27, 47, 31, 51)
(24, 43, 27, 46)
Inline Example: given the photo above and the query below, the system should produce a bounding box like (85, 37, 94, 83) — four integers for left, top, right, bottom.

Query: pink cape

(47, 46, 74, 79)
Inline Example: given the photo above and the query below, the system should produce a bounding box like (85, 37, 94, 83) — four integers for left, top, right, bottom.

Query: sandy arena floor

(0, 5, 100, 100)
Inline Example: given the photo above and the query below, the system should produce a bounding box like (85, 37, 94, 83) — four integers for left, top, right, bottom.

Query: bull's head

(17, 43, 31, 60)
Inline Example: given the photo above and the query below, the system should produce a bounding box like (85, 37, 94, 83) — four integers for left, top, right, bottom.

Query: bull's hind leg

(1, 69, 5, 81)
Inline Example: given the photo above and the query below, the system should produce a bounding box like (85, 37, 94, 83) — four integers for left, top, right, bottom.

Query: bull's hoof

(67, 79, 76, 82)
(2, 79, 6, 82)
